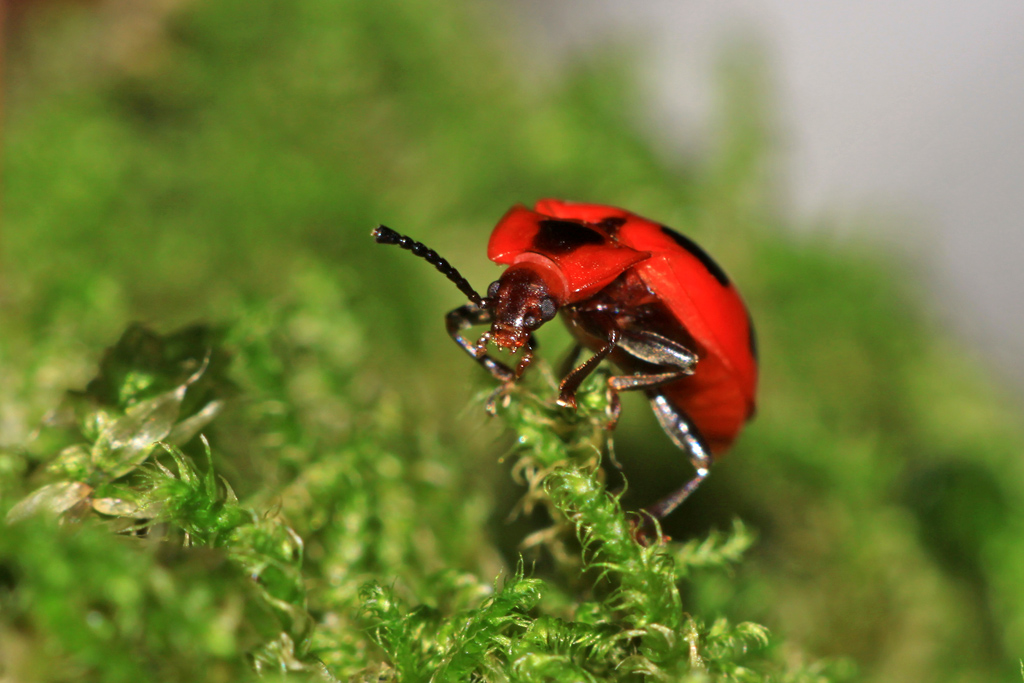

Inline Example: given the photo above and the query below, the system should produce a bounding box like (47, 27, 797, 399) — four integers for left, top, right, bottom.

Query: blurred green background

(4, 0, 1024, 680)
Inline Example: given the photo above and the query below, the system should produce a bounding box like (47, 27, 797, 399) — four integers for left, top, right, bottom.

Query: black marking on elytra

(599, 216, 627, 233)
(659, 226, 730, 286)
(534, 219, 606, 255)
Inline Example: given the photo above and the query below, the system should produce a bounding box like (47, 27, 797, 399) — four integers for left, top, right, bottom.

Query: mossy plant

(1, 274, 846, 681)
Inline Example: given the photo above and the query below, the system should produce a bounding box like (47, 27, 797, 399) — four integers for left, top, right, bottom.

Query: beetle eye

(486, 280, 501, 300)
(522, 315, 539, 329)
(539, 297, 557, 322)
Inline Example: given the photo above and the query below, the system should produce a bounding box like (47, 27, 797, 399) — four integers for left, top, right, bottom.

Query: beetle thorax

(483, 262, 562, 351)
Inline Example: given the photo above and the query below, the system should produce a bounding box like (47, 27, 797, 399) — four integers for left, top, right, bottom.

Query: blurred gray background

(508, 0, 1024, 387)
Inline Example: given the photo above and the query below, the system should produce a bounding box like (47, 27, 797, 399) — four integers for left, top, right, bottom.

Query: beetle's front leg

(446, 303, 537, 413)
(446, 303, 515, 383)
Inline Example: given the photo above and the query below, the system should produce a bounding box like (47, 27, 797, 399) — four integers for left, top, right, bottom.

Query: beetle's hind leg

(642, 392, 712, 521)
(555, 325, 709, 537)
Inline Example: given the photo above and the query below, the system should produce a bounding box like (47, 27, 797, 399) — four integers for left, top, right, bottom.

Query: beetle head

(482, 264, 560, 352)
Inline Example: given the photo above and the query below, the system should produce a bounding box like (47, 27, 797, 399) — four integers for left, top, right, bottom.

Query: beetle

(373, 199, 758, 522)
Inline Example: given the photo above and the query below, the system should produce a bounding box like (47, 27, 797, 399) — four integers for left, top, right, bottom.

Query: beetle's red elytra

(373, 199, 758, 523)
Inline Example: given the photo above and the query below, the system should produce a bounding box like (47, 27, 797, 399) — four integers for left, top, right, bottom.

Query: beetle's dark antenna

(372, 225, 485, 306)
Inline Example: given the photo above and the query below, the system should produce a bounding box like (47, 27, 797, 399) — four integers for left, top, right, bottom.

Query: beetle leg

(588, 333, 711, 540)
(557, 335, 626, 467)
(605, 389, 622, 431)
(561, 327, 707, 527)
(557, 326, 620, 410)
(604, 332, 708, 524)
(478, 335, 539, 414)
(600, 328, 698, 418)
(642, 392, 712, 520)
(446, 303, 516, 384)
(557, 343, 584, 380)
(561, 327, 697, 412)
(604, 367, 694, 441)
(447, 303, 539, 414)
(616, 330, 698, 372)
(608, 370, 689, 393)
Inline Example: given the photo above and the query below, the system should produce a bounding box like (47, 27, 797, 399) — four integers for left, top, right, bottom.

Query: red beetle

(373, 199, 758, 521)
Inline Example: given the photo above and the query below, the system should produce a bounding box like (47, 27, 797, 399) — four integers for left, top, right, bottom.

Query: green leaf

(89, 359, 208, 480)
(6, 481, 93, 523)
